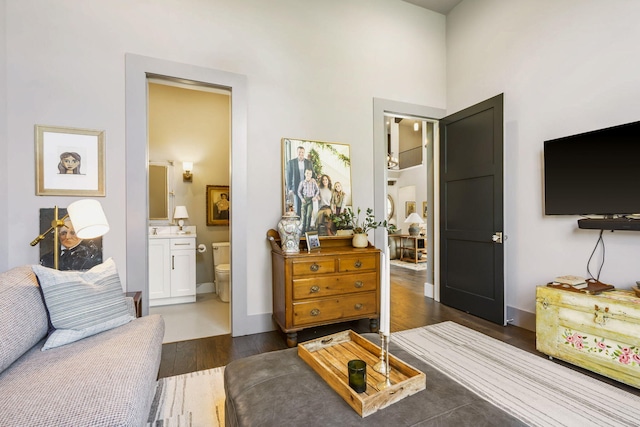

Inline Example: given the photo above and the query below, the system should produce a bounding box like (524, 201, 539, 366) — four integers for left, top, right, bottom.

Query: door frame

(125, 54, 254, 335)
(373, 98, 446, 300)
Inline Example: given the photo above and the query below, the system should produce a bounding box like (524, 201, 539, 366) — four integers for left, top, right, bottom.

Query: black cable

(586, 229, 605, 281)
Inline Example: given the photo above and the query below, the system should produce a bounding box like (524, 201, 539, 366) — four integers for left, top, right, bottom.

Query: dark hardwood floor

(157, 265, 640, 397)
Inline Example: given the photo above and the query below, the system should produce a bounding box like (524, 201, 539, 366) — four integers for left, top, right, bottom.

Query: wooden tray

(298, 330, 426, 417)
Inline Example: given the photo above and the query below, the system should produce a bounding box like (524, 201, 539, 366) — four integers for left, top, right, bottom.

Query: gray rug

(148, 322, 640, 426)
(393, 321, 640, 427)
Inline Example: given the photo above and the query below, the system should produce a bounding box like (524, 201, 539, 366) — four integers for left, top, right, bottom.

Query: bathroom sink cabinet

(149, 235, 196, 307)
(267, 229, 380, 347)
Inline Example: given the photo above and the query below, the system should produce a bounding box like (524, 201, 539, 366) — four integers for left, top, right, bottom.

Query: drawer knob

(310, 308, 320, 316)
(354, 260, 362, 268)
(354, 303, 363, 310)
(310, 285, 320, 293)
(354, 281, 364, 288)
(310, 263, 320, 272)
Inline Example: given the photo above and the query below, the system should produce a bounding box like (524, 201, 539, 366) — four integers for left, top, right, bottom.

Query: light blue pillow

(32, 258, 134, 351)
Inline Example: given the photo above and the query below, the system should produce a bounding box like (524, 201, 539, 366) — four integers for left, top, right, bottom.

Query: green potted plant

(333, 208, 396, 247)
(330, 209, 354, 236)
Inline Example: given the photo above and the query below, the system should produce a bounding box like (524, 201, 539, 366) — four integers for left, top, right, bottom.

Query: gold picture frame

(35, 125, 105, 196)
(423, 201, 428, 218)
(406, 201, 416, 216)
(206, 185, 230, 226)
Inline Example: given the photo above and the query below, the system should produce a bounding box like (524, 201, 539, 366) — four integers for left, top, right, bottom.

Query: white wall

(1, 0, 446, 335)
(447, 0, 640, 320)
(0, 0, 7, 273)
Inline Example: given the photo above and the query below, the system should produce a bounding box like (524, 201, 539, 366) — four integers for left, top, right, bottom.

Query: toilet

(211, 242, 231, 303)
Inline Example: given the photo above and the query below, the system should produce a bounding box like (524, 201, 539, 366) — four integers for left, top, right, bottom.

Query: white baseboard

(424, 282, 434, 299)
(507, 306, 535, 332)
(197, 282, 215, 294)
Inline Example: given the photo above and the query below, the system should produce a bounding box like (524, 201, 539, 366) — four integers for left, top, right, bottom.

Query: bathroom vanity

(149, 229, 197, 307)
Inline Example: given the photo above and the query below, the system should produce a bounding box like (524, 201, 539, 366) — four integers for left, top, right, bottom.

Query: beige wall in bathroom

(148, 82, 231, 287)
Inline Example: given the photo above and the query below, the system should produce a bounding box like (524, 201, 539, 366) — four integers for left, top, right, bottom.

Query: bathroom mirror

(149, 161, 174, 224)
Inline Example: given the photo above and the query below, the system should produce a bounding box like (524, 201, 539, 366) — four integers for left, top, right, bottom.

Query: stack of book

(552, 275, 588, 289)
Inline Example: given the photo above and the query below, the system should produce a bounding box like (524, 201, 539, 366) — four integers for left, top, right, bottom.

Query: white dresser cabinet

(536, 285, 640, 389)
(149, 235, 196, 306)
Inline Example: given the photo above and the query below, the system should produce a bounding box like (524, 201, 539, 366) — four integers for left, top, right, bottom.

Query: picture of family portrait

(282, 138, 352, 236)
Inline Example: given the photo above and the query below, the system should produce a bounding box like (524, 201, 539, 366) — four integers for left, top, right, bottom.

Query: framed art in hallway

(406, 201, 416, 216)
(35, 125, 105, 196)
(206, 185, 230, 226)
(423, 201, 428, 218)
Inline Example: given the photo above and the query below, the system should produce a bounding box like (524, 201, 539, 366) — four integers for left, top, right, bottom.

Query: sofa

(0, 264, 165, 426)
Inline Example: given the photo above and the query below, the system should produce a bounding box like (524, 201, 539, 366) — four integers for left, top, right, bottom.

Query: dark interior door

(439, 94, 504, 325)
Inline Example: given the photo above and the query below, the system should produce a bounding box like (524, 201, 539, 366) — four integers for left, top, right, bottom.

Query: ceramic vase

(277, 212, 302, 254)
(352, 233, 368, 248)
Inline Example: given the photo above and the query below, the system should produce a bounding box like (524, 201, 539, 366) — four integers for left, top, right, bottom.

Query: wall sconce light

(30, 199, 110, 270)
(413, 122, 419, 132)
(183, 161, 193, 182)
(174, 205, 189, 234)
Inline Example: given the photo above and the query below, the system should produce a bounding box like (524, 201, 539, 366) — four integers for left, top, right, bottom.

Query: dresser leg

(369, 318, 379, 333)
(286, 332, 298, 348)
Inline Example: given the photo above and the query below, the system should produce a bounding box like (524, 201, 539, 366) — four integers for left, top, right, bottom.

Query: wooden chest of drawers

(536, 285, 640, 388)
(268, 231, 380, 347)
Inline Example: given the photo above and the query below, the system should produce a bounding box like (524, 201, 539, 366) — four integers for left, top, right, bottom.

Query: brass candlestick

(373, 332, 392, 389)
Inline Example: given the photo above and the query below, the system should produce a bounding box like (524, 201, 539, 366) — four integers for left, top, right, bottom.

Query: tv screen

(544, 120, 640, 215)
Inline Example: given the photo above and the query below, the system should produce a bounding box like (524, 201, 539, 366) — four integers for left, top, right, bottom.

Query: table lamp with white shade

(174, 205, 189, 234)
(404, 212, 424, 236)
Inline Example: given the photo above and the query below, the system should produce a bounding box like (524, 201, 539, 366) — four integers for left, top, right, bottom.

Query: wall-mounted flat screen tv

(544, 120, 640, 216)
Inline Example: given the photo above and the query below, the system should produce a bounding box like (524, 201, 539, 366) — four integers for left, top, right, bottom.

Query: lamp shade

(67, 199, 110, 239)
(174, 205, 189, 219)
(404, 212, 424, 224)
(182, 161, 193, 172)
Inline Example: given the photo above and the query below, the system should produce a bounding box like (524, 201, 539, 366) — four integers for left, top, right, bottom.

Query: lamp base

(408, 224, 420, 236)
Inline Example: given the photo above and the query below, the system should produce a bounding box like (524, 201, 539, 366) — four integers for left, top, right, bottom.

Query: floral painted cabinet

(536, 286, 640, 388)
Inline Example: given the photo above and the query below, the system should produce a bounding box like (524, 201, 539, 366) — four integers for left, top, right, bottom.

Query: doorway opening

(125, 54, 252, 338)
(146, 77, 231, 343)
(384, 113, 435, 298)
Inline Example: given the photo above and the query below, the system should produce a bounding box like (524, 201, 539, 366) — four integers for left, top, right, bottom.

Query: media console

(578, 218, 640, 231)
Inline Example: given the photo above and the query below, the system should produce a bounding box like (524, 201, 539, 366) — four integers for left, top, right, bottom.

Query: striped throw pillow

(32, 258, 135, 351)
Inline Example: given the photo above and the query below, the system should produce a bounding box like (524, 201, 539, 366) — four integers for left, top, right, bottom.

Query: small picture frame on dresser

(305, 231, 320, 253)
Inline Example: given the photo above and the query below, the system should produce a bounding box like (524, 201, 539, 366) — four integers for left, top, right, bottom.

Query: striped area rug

(393, 321, 640, 427)
(147, 367, 225, 427)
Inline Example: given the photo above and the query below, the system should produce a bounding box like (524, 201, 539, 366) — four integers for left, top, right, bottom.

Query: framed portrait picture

(35, 125, 105, 196)
(406, 201, 416, 216)
(282, 138, 352, 237)
(206, 185, 230, 226)
(305, 231, 321, 253)
(38, 208, 103, 271)
(422, 201, 428, 218)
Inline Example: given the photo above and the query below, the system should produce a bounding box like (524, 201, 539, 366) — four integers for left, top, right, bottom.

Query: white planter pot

(352, 233, 368, 248)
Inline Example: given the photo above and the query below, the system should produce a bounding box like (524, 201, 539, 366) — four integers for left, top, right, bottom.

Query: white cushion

(32, 258, 134, 351)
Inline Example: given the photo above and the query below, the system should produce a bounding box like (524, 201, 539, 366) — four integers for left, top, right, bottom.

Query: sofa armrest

(124, 297, 137, 318)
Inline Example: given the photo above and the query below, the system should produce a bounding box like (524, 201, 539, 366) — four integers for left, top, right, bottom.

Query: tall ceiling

(402, 0, 463, 15)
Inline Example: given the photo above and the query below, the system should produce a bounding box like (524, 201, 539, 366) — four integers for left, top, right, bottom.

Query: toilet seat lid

(216, 264, 230, 272)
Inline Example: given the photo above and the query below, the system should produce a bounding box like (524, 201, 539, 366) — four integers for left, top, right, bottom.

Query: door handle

(492, 232, 503, 244)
